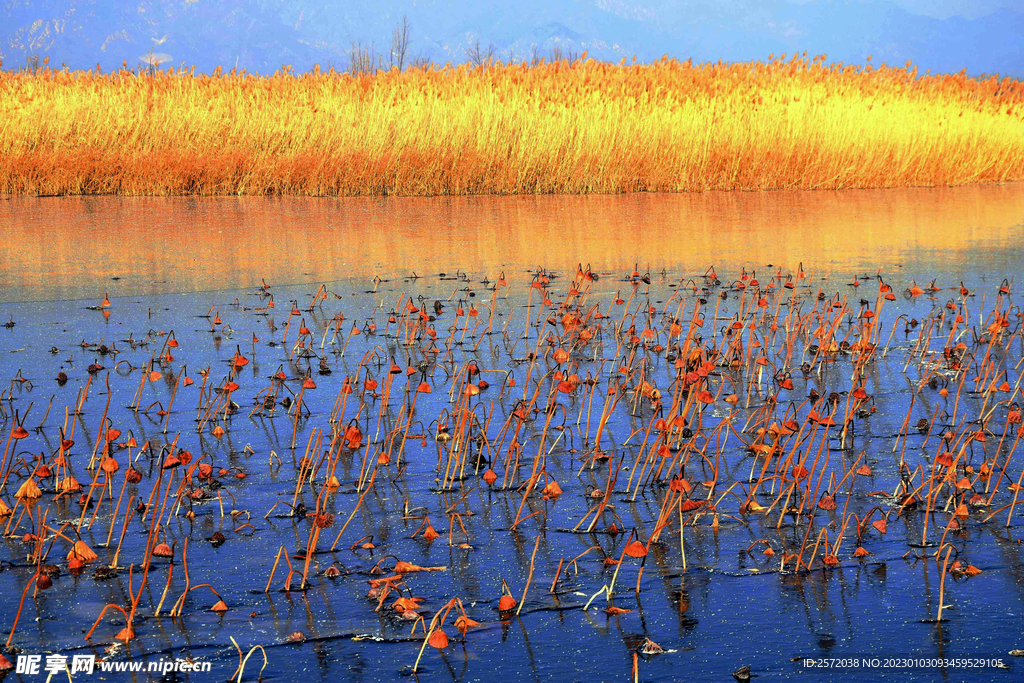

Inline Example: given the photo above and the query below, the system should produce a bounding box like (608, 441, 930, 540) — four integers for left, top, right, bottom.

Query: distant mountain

(1, 0, 1021, 77)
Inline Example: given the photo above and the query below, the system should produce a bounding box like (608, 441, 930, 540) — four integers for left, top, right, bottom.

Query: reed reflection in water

(1, 183, 1022, 302)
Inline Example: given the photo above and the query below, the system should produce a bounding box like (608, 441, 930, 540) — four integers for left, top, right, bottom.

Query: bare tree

(466, 40, 494, 67)
(390, 15, 410, 71)
(140, 50, 171, 76)
(348, 41, 379, 75)
(547, 45, 578, 63)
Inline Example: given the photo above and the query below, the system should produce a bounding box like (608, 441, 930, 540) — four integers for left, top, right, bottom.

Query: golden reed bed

(2, 54, 1024, 196)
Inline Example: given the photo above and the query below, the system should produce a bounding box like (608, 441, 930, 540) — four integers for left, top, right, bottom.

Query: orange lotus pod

(557, 380, 574, 393)
(671, 478, 692, 494)
(624, 539, 647, 558)
(101, 293, 111, 308)
(498, 595, 518, 612)
(149, 370, 162, 382)
(853, 547, 870, 557)
(58, 475, 81, 494)
(791, 465, 810, 480)
(482, 469, 498, 485)
(553, 348, 569, 363)
(394, 561, 424, 573)
(211, 425, 226, 438)
(211, 600, 229, 612)
(115, 627, 135, 642)
(856, 464, 872, 476)
(69, 540, 98, 562)
(101, 456, 119, 474)
(12, 425, 29, 439)
(15, 478, 42, 500)
(392, 597, 422, 612)
(422, 525, 440, 541)
(542, 480, 563, 498)
(428, 629, 449, 649)
(153, 543, 173, 557)
(303, 377, 317, 389)
(605, 606, 631, 615)
(464, 383, 480, 396)
(872, 519, 887, 534)
(417, 382, 431, 393)
(454, 614, 480, 634)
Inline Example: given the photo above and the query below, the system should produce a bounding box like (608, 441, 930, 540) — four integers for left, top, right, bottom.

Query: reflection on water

(1, 183, 1023, 302)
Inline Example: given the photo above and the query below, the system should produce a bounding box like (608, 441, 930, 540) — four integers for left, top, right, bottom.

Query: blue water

(0, 192, 1023, 682)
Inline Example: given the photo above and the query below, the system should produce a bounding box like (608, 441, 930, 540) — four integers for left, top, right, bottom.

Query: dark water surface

(0, 187, 1023, 683)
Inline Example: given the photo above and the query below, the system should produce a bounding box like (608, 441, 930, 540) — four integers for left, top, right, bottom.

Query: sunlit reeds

(2, 54, 1024, 195)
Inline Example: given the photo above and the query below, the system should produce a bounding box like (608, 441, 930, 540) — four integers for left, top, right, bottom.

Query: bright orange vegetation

(2, 54, 1024, 196)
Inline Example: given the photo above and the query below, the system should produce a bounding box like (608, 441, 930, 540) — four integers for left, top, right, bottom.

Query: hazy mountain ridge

(1, 0, 1020, 76)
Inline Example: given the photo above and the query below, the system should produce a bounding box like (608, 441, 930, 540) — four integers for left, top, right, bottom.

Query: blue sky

(2, 1, 1021, 76)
